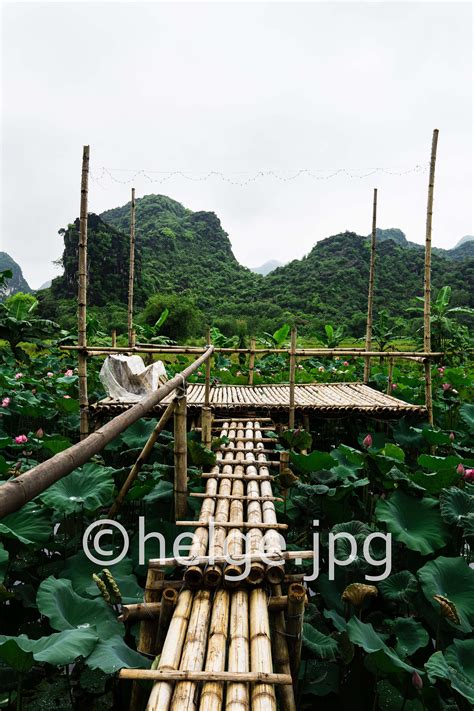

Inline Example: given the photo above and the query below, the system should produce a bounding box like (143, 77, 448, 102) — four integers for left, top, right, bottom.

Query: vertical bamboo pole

(364, 188, 378, 383)
(270, 583, 297, 711)
(248, 337, 256, 385)
(286, 583, 306, 681)
(174, 387, 188, 519)
(424, 129, 439, 426)
(156, 588, 179, 653)
(250, 588, 277, 711)
(131, 568, 163, 709)
(226, 589, 249, 711)
(288, 327, 297, 429)
(128, 187, 136, 348)
(111, 329, 117, 347)
(199, 589, 230, 711)
(78, 145, 90, 440)
(386, 357, 394, 395)
(202, 328, 213, 448)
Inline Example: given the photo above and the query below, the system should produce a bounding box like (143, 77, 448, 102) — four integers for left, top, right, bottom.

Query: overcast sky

(1, 1, 472, 288)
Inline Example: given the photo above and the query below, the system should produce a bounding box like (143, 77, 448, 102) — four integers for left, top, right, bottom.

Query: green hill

(39, 194, 474, 337)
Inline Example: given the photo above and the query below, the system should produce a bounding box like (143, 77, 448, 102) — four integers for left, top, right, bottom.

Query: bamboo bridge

(0, 133, 444, 709)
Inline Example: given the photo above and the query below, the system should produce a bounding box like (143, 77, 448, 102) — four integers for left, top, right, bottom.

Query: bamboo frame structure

(424, 129, 439, 426)
(127, 187, 136, 348)
(364, 188, 378, 383)
(78, 145, 90, 440)
(174, 386, 188, 519)
(289, 326, 297, 428)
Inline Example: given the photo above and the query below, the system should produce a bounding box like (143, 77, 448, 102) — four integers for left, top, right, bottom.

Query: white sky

(1, 1, 472, 288)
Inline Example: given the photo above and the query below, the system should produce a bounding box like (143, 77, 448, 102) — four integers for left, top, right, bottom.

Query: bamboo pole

(190, 493, 283, 502)
(78, 145, 90, 440)
(156, 587, 179, 653)
(146, 589, 194, 711)
(386, 357, 394, 395)
(199, 590, 230, 711)
(0, 348, 213, 519)
(183, 477, 218, 588)
(270, 584, 297, 711)
(174, 387, 188, 520)
(250, 588, 277, 710)
(364, 188, 378, 383)
(286, 583, 306, 681)
(226, 590, 250, 710)
(201, 409, 213, 449)
(248, 338, 256, 385)
(126, 670, 292, 685)
(111, 329, 117, 347)
(127, 187, 136, 348)
(171, 590, 212, 710)
(149, 549, 314, 570)
(130, 568, 163, 709)
(107, 400, 175, 519)
(120, 602, 162, 623)
(223, 477, 245, 585)
(288, 327, 297, 429)
(424, 129, 439, 426)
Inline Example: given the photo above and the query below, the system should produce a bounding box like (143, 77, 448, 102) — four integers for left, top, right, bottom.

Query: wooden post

(127, 187, 136, 348)
(155, 587, 179, 653)
(424, 129, 439, 426)
(248, 337, 256, 385)
(111, 329, 117, 347)
(289, 327, 297, 429)
(107, 401, 175, 519)
(174, 385, 188, 519)
(364, 188, 378, 383)
(202, 327, 213, 447)
(386, 357, 394, 395)
(286, 583, 306, 682)
(78, 145, 90, 440)
(270, 584, 297, 711)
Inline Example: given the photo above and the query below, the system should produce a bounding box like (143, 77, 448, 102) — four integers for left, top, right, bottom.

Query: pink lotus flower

(197, 371, 202, 376)
(14, 373, 23, 380)
(438, 367, 445, 374)
(47, 372, 54, 378)
(343, 361, 349, 367)
(449, 432, 455, 442)
(412, 671, 423, 691)
(362, 434, 373, 448)
(14, 434, 28, 444)
(64, 369, 74, 377)
(391, 383, 397, 390)
(464, 469, 474, 482)
(63, 395, 71, 399)
(1, 397, 10, 408)
(442, 383, 452, 391)
(457, 463, 465, 476)
(35, 428, 44, 438)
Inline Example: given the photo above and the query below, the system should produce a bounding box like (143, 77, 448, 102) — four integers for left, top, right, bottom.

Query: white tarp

(99, 354, 167, 402)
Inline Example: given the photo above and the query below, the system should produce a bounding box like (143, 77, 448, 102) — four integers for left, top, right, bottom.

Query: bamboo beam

(424, 129, 439, 426)
(201, 408, 213, 449)
(364, 187, 378, 383)
(248, 338, 256, 385)
(200, 589, 230, 711)
(190, 493, 284, 502)
(270, 584, 297, 711)
(107, 400, 175, 519)
(111, 329, 117, 347)
(183, 477, 218, 589)
(204, 328, 212, 407)
(174, 388, 188, 520)
(127, 187, 136, 348)
(201, 473, 275, 481)
(125, 670, 293, 685)
(78, 145, 90, 440)
(226, 590, 250, 709)
(213, 417, 273, 423)
(286, 583, 306, 681)
(250, 588, 277, 710)
(120, 602, 162, 623)
(223, 478, 245, 585)
(0, 348, 213, 519)
(130, 568, 163, 709)
(386, 357, 394, 395)
(176, 520, 288, 530)
(149, 550, 315, 570)
(289, 327, 297, 429)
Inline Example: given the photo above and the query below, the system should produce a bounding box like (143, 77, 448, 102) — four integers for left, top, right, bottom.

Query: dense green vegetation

(36, 194, 473, 339)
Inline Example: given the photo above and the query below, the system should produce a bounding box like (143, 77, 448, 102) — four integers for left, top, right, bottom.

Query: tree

(0, 292, 59, 361)
(139, 293, 204, 341)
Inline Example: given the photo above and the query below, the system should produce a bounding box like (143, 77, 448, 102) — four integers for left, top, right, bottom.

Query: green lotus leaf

(302, 623, 339, 660)
(421, 428, 451, 446)
(0, 634, 36, 671)
(0, 502, 51, 546)
(378, 570, 418, 603)
(33, 628, 98, 665)
(85, 635, 152, 674)
(143, 479, 174, 504)
(390, 617, 429, 657)
(425, 639, 474, 704)
(37, 577, 122, 638)
(40, 463, 116, 514)
(0, 544, 8, 583)
(375, 491, 448, 554)
(410, 469, 460, 495)
(377, 680, 423, 711)
(417, 454, 472, 472)
(392, 420, 424, 448)
(347, 618, 418, 674)
(418, 556, 474, 632)
(459, 403, 474, 434)
(290, 450, 335, 474)
(301, 660, 339, 696)
(439, 487, 474, 525)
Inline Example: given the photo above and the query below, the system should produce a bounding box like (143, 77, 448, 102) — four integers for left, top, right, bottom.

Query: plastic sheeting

(99, 354, 167, 402)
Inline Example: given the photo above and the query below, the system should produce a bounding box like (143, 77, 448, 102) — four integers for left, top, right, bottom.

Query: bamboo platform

(93, 381, 424, 417)
(122, 419, 305, 711)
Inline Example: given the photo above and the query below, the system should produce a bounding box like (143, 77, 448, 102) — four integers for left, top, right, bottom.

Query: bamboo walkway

(120, 419, 304, 711)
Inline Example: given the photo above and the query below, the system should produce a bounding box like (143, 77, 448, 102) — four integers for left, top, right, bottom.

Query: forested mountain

(37, 194, 473, 336)
(0, 252, 31, 300)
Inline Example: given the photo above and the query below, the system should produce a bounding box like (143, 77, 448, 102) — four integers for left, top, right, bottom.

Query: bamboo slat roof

(94, 382, 424, 416)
